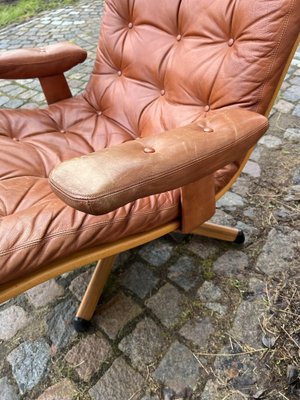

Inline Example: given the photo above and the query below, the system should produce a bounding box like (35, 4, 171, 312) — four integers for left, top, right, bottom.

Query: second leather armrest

(49, 108, 269, 215)
(0, 42, 87, 80)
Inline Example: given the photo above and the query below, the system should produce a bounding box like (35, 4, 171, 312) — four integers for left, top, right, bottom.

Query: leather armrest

(0, 42, 87, 79)
(49, 108, 269, 215)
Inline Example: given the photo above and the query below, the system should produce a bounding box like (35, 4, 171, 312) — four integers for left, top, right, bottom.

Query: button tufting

(228, 38, 234, 47)
(97, 111, 103, 116)
(60, 129, 66, 134)
(117, 70, 122, 76)
(12, 137, 19, 141)
(143, 147, 155, 154)
(176, 34, 182, 41)
(128, 22, 133, 29)
(203, 127, 214, 133)
(204, 105, 210, 112)
(160, 89, 165, 96)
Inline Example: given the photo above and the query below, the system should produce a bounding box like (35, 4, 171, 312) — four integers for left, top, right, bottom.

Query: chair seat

(0, 95, 181, 285)
(0, 92, 242, 285)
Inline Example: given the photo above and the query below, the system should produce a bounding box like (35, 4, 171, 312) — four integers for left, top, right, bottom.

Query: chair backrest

(84, 0, 300, 138)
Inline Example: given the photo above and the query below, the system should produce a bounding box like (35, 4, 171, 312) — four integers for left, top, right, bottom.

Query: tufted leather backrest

(84, 0, 300, 139)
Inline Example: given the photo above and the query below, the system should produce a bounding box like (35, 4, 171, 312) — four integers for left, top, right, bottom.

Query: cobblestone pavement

(0, 1, 300, 399)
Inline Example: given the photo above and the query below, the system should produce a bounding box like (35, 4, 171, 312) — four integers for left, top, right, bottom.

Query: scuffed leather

(0, 0, 299, 285)
(0, 42, 87, 79)
(49, 109, 268, 215)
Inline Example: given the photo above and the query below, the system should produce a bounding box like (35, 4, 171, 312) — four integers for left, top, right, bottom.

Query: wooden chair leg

(193, 222, 245, 244)
(73, 255, 116, 332)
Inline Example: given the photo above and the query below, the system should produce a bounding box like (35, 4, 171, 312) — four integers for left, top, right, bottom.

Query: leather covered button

(60, 130, 66, 134)
(228, 38, 234, 47)
(176, 34, 182, 41)
(203, 127, 214, 133)
(12, 137, 19, 141)
(97, 111, 102, 116)
(160, 89, 165, 96)
(204, 105, 210, 112)
(143, 147, 155, 154)
(117, 70, 122, 76)
(128, 22, 133, 29)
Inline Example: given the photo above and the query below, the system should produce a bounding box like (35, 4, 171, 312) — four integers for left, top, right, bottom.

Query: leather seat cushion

(0, 93, 238, 284)
(0, 95, 182, 284)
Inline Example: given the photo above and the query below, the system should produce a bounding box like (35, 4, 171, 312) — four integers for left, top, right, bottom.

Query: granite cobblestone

(0, 1, 299, 399)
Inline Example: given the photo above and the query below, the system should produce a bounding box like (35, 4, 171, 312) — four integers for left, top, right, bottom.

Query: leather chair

(0, 0, 299, 332)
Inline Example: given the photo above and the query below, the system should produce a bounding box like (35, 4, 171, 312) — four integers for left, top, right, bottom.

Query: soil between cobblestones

(0, 1, 299, 399)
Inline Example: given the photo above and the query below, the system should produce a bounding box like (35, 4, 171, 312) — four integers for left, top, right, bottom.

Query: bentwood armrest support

(0, 42, 87, 104)
(49, 108, 269, 216)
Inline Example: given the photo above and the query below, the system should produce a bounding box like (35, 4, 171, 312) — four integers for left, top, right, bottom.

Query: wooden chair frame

(0, 33, 298, 332)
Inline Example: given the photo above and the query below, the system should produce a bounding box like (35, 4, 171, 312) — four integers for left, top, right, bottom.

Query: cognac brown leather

(0, 0, 299, 285)
(0, 42, 87, 79)
(49, 109, 268, 215)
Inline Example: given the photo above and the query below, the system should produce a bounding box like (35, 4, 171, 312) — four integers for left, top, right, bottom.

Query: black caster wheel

(73, 317, 91, 333)
(234, 230, 245, 245)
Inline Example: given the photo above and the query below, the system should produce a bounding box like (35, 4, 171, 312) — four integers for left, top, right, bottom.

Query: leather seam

(254, 0, 294, 112)
(0, 205, 178, 256)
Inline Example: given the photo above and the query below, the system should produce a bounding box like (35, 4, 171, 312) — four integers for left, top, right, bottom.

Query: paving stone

(242, 161, 261, 178)
(243, 207, 256, 220)
(0, 96, 9, 106)
(3, 99, 24, 108)
(94, 292, 142, 339)
(210, 209, 235, 226)
(197, 281, 222, 303)
(216, 192, 244, 212)
(293, 165, 300, 185)
(89, 357, 144, 400)
(179, 317, 214, 348)
(36, 379, 76, 400)
(292, 103, 300, 117)
(119, 317, 167, 371)
(274, 99, 295, 113)
(0, 377, 19, 400)
(168, 256, 201, 291)
(187, 236, 220, 259)
(214, 344, 265, 396)
(7, 339, 50, 394)
(213, 250, 249, 277)
(0, 306, 29, 340)
(284, 127, 300, 143)
(139, 239, 173, 266)
(197, 281, 228, 315)
(284, 185, 300, 201)
(146, 283, 186, 328)
(47, 298, 77, 350)
(290, 76, 300, 85)
(69, 267, 94, 301)
(121, 262, 159, 299)
(249, 146, 262, 162)
(153, 341, 199, 393)
(229, 296, 265, 348)
(256, 228, 299, 275)
(65, 332, 112, 382)
(231, 176, 250, 197)
(26, 279, 64, 308)
(282, 85, 300, 101)
(206, 302, 228, 315)
(258, 135, 283, 149)
(201, 380, 222, 400)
